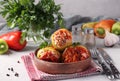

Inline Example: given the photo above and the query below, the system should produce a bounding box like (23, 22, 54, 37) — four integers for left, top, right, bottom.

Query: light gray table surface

(0, 42, 120, 81)
(0, 22, 120, 81)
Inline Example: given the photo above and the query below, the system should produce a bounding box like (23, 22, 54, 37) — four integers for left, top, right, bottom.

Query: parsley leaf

(0, 0, 64, 47)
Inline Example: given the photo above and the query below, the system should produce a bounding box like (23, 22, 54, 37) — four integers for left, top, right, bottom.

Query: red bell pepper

(0, 31, 27, 51)
(94, 19, 116, 38)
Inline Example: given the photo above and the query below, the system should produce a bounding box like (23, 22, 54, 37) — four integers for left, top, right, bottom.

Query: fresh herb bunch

(0, 0, 63, 47)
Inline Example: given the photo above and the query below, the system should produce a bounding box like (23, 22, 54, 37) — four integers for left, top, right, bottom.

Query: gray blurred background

(0, 0, 120, 22)
(54, 0, 120, 18)
(0, 0, 120, 48)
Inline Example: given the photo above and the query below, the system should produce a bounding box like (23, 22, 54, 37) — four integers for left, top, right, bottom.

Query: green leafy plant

(0, 0, 63, 47)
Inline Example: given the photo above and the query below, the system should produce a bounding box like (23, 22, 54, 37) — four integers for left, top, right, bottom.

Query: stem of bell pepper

(97, 27, 105, 35)
(20, 37, 26, 45)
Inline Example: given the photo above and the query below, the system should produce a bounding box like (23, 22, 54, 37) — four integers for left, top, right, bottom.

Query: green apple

(112, 22, 120, 35)
(0, 39, 8, 55)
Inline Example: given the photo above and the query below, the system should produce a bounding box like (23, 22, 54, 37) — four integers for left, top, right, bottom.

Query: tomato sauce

(62, 46, 90, 63)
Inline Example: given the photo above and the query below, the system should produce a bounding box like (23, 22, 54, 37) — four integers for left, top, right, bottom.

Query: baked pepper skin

(94, 19, 115, 38)
(112, 22, 120, 35)
(0, 31, 27, 51)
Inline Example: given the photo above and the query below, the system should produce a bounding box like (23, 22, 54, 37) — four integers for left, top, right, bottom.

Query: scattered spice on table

(8, 68, 10, 70)
(6, 60, 21, 77)
(7, 67, 19, 77)
(17, 60, 20, 63)
(14, 72, 19, 77)
(6, 74, 10, 76)
(11, 67, 14, 72)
